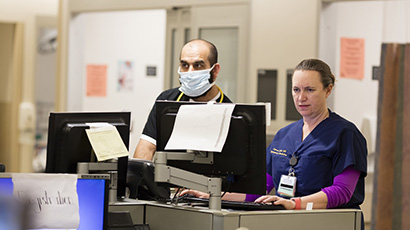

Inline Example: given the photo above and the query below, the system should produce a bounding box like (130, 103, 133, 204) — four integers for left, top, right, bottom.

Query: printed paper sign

(340, 37, 365, 80)
(165, 103, 235, 152)
(86, 64, 107, 97)
(12, 173, 79, 229)
(86, 123, 130, 161)
(118, 60, 134, 91)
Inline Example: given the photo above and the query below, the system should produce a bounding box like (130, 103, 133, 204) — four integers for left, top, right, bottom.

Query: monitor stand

(153, 151, 222, 210)
(77, 161, 118, 204)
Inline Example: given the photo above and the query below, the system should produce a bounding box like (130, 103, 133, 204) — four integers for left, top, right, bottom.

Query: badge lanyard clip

(288, 154, 298, 177)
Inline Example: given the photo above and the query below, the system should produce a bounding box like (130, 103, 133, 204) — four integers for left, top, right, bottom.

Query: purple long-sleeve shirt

(321, 165, 360, 208)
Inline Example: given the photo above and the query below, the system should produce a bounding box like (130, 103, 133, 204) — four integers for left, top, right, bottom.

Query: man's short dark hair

(185, 39, 218, 66)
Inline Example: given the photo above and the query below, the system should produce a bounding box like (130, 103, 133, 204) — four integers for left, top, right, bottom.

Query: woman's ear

(326, 84, 333, 98)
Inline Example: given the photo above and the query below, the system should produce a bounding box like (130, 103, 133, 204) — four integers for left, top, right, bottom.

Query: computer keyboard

(174, 194, 286, 211)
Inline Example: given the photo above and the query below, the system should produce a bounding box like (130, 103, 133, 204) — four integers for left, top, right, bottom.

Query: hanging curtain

(372, 43, 410, 230)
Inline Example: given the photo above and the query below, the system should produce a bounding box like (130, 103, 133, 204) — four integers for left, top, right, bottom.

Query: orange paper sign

(86, 64, 107, 97)
(340, 37, 365, 80)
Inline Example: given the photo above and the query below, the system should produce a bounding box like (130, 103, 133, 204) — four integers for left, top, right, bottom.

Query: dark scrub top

(266, 109, 367, 209)
(141, 87, 232, 143)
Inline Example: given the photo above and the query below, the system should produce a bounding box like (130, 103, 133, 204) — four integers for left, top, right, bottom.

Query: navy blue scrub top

(266, 109, 367, 209)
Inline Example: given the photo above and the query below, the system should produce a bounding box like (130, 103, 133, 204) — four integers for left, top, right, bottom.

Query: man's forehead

(184, 40, 210, 51)
(181, 42, 210, 62)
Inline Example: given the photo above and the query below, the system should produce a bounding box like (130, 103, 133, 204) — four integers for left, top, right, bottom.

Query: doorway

(32, 16, 58, 172)
(165, 4, 250, 102)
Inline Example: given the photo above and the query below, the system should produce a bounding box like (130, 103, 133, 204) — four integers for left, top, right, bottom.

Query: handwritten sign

(12, 173, 80, 229)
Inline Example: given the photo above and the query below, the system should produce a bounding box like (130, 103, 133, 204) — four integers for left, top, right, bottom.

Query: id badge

(277, 175, 297, 197)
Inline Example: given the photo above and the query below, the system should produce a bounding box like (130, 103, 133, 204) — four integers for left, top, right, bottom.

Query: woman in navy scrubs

(253, 59, 367, 211)
(182, 59, 367, 213)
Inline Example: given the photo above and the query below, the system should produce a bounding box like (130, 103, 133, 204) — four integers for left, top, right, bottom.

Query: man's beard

(190, 74, 214, 100)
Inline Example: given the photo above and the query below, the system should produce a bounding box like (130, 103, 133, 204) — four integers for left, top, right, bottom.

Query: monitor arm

(154, 151, 222, 210)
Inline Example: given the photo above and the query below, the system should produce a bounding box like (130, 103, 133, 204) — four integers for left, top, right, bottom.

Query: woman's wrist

(291, 197, 302, 210)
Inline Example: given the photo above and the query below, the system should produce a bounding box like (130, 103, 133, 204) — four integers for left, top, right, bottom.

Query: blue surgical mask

(178, 65, 215, 97)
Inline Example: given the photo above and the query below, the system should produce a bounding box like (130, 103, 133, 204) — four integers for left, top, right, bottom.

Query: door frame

(191, 4, 250, 102)
(0, 22, 23, 172)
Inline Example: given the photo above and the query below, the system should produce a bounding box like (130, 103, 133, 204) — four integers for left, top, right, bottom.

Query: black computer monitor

(45, 111, 131, 198)
(156, 101, 267, 195)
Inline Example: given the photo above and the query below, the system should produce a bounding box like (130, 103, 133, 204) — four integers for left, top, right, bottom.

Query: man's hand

(179, 189, 210, 199)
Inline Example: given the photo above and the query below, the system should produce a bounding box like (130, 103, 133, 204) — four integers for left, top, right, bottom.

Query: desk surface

(110, 200, 362, 230)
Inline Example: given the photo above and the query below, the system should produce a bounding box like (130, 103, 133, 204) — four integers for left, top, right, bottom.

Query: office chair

(126, 158, 170, 201)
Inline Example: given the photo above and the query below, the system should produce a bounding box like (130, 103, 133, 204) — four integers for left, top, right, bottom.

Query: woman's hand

(179, 189, 210, 199)
(254, 195, 296, 210)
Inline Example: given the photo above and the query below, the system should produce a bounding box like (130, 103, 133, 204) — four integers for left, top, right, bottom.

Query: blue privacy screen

(0, 176, 108, 230)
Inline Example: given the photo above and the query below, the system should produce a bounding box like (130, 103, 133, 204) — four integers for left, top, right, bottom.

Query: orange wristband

(292, 197, 301, 210)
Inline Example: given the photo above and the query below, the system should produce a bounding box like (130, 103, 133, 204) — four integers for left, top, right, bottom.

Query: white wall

(67, 10, 166, 154)
(320, 1, 383, 155)
(249, 0, 321, 135)
(382, 1, 410, 43)
(319, 0, 410, 155)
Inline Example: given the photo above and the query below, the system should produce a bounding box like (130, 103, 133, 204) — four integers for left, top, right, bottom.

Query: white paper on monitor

(165, 103, 235, 152)
(12, 173, 79, 229)
(85, 123, 129, 161)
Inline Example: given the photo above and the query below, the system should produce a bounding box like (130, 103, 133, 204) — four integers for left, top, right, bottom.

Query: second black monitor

(156, 101, 267, 195)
